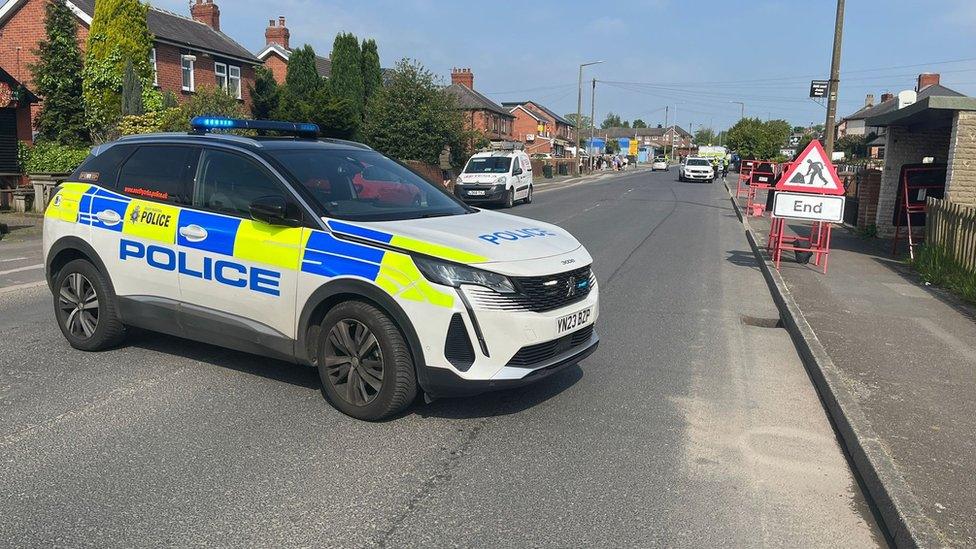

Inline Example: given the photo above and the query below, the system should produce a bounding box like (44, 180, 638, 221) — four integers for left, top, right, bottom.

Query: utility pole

(576, 61, 603, 159)
(730, 101, 745, 120)
(589, 78, 596, 166)
(823, 0, 845, 157)
(664, 106, 669, 160)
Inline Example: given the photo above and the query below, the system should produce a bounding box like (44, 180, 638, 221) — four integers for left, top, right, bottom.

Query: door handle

(95, 209, 121, 226)
(179, 224, 208, 242)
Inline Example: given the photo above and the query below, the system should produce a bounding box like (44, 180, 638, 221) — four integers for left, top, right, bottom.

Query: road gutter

(723, 181, 945, 549)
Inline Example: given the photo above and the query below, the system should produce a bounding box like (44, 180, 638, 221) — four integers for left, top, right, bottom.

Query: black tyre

(317, 300, 417, 421)
(54, 258, 126, 351)
(524, 185, 533, 204)
(503, 188, 515, 208)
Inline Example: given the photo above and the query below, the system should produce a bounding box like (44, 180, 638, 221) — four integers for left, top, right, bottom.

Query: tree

(364, 59, 468, 166)
(694, 127, 716, 145)
(249, 66, 279, 120)
(725, 117, 791, 159)
(121, 60, 143, 116)
(836, 134, 868, 159)
(328, 32, 364, 133)
(82, 0, 153, 138)
(30, 0, 87, 144)
(275, 45, 322, 123)
(565, 113, 593, 131)
(632, 118, 647, 129)
(601, 112, 624, 129)
(361, 38, 382, 112)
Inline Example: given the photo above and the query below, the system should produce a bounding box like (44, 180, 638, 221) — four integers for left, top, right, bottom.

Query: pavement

(732, 189, 976, 547)
(0, 169, 885, 547)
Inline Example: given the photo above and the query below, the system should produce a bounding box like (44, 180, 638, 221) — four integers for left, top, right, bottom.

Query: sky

(156, 0, 976, 133)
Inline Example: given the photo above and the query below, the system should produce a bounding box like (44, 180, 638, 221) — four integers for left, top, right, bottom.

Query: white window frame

(214, 62, 227, 91)
(181, 56, 195, 92)
(150, 48, 158, 86)
(228, 65, 241, 100)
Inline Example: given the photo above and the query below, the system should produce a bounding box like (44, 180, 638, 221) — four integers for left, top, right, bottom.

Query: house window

(181, 55, 195, 92)
(150, 48, 158, 86)
(228, 65, 241, 100)
(214, 62, 227, 91)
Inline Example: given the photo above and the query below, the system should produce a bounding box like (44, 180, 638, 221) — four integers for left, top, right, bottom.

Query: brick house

(256, 16, 333, 84)
(444, 68, 514, 142)
(0, 0, 260, 145)
(502, 100, 576, 156)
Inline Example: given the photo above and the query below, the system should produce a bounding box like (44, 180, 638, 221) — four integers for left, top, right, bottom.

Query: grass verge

(910, 244, 976, 305)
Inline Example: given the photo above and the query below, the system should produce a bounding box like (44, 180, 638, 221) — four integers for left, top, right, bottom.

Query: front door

(177, 148, 304, 341)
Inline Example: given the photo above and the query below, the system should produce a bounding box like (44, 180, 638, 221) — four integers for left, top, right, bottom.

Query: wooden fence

(926, 197, 976, 272)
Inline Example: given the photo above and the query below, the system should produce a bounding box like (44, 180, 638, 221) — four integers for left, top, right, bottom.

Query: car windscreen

(654, 157, 666, 162)
(687, 159, 710, 166)
(266, 148, 472, 222)
(464, 156, 512, 174)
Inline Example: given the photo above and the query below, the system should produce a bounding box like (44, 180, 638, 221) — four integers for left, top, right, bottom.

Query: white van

(455, 149, 534, 208)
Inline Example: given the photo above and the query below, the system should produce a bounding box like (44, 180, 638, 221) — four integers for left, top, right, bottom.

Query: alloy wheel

(59, 273, 99, 338)
(323, 319, 384, 406)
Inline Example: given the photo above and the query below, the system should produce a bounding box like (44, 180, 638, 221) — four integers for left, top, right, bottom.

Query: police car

(43, 118, 599, 421)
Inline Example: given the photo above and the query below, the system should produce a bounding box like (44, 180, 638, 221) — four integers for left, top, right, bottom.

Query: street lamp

(729, 101, 745, 120)
(577, 61, 603, 159)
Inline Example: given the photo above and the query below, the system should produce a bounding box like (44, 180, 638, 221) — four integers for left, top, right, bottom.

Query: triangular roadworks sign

(775, 140, 845, 195)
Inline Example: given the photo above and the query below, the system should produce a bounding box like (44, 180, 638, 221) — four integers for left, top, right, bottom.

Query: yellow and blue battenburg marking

(49, 184, 459, 307)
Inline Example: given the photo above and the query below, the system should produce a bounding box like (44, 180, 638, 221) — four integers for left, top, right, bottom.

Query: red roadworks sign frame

(775, 140, 845, 195)
(736, 160, 757, 198)
(891, 165, 947, 259)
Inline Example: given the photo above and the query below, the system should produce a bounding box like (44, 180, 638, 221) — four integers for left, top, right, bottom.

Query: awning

(865, 95, 976, 130)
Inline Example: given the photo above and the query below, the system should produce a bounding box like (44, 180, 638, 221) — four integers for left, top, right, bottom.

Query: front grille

(467, 265, 594, 313)
(507, 325, 595, 367)
(444, 313, 475, 371)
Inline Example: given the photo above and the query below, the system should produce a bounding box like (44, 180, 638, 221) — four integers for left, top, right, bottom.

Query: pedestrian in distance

(439, 144, 453, 187)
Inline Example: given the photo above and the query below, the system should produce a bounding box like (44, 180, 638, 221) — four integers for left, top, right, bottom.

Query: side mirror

(249, 195, 296, 226)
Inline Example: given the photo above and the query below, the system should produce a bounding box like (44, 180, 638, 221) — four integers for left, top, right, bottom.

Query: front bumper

(419, 329, 599, 398)
(683, 171, 713, 180)
(455, 185, 507, 202)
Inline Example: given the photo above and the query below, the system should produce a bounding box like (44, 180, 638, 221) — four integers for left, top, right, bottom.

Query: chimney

(451, 68, 474, 89)
(265, 16, 290, 49)
(917, 73, 940, 91)
(864, 94, 874, 108)
(880, 92, 894, 103)
(191, 0, 220, 31)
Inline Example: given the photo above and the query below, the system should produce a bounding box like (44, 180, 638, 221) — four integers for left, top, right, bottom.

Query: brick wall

(875, 125, 951, 235)
(856, 168, 882, 228)
(945, 110, 976, 207)
(264, 53, 288, 85)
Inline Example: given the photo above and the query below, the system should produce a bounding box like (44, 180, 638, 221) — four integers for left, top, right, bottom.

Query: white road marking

(583, 203, 601, 213)
(0, 256, 29, 263)
(0, 263, 43, 276)
(0, 280, 47, 295)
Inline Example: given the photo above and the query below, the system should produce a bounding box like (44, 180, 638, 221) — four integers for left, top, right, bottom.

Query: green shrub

(911, 244, 976, 304)
(19, 141, 91, 174)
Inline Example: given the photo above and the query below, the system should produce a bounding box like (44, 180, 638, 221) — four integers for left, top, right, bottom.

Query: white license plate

(467, 190, 486, 196)
(556, 307, 593, 334)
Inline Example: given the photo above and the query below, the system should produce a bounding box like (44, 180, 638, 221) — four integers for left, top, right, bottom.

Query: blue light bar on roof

(189, 116, 320, 137)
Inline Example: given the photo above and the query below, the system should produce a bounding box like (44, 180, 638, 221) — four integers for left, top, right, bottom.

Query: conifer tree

(30, 0, 86, 144)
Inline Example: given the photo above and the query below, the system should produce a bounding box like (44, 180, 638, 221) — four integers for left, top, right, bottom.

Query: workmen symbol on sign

(804, 159, 829, 185)
(775, 139, 846, 195)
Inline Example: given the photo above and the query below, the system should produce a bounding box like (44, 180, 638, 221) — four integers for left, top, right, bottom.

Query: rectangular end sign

(772, 192, 845, 223)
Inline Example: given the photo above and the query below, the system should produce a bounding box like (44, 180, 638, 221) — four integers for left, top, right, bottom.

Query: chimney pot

(190, 0, 220, 31)
(865, 94, 874, 108)
(451, 67, 474, 88)
(917, 73, 940, 91)
(265, 14, 290, 49)
(880, 92, 894, 103)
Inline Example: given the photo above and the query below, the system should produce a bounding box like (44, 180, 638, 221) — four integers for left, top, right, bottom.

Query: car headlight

(495, 176, 507, 184)
(414, 256, 516, 294)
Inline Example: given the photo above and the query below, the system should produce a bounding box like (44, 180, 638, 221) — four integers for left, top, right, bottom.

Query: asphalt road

(0, 168, 885, 547)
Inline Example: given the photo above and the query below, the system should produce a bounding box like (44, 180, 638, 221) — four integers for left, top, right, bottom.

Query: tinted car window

(70, 144, 135, 190)
(118, 146, 197, 204)
(687, 158, 710, 166)
(195, 149, 294, 218)
(267, 148, 471, 222)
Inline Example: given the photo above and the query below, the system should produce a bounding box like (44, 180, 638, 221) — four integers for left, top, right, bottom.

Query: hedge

(19, 141, 91, 174)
